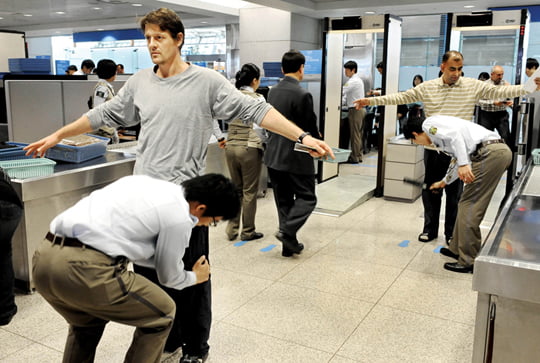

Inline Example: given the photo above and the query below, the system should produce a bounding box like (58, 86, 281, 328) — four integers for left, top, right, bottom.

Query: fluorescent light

(365, 11, 375, 15)
(132, 3, 143, 6)
(23, 14, 33, 17)
(464, 5, 475, 8)
(159, 0, 251, 9)
(93, 7, 101, 10)
(55, 11, 66, 14)
(0, 17, 3, 20)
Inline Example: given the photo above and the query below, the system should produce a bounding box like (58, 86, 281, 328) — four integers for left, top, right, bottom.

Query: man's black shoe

(282, 243, 304, 257)
(180, 353, 208, 363)
(227, 233, 238, 241)
(444, 262, 473, 274)
(242, 232, 264, 241)
(275, 232, 303, 254)
(440, 247, 459, 260)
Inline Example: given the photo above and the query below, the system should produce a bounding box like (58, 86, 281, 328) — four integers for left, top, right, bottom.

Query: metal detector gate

(321, 14, 402, 198)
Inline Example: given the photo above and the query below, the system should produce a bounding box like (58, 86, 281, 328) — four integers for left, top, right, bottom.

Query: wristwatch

(297, 132, 310, 144)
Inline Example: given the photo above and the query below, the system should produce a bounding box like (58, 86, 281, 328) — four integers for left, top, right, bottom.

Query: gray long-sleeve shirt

(86, 64, 272, 183)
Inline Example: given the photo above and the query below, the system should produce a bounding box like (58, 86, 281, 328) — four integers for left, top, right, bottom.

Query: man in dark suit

(264, 50, 320, 257)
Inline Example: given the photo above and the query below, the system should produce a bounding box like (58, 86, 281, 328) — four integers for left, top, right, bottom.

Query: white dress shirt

(342, 73, 365, 108)
(50, 175, 198, 290)
(422, 115, 501, 184)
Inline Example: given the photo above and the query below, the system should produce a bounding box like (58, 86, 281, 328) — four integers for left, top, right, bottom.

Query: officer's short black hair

(281, 50, 305, 74)
(81, 59, 95, 71)
(344, 60, 357, 73)
(96, 59, 117, 80)
(182, 173, 240, 220)
(527, 58, 539, 71)
(402, 116, 424, 140)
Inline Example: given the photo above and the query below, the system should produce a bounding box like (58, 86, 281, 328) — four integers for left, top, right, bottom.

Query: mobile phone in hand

(294, 142, 317, 153)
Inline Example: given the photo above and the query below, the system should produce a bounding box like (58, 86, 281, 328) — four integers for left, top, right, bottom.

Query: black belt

(476, 139, 505, 151)
(46, 232, 98, 252)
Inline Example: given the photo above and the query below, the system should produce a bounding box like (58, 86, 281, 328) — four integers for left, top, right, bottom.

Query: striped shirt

(368, 76, 528, 121)
(478, 79, 510, 112)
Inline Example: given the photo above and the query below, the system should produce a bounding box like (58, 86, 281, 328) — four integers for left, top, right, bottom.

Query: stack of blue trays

(0, 142, 31, 161)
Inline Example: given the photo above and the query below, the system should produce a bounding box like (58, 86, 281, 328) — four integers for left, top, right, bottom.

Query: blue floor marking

(234, 240, 248, 247)
(398, 240, 410, 247)
(433, 245, 443, 253)
(260, 244, 277, 252)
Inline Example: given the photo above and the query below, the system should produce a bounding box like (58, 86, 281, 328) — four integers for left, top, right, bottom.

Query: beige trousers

(449, 143, 512, 266)
(348, 107, 366, 162)
(32, 239, 175, 363)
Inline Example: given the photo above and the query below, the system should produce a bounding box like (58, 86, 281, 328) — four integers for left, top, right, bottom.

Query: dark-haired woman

(412, 74, 423, 87)
(224, 63, 265, 241)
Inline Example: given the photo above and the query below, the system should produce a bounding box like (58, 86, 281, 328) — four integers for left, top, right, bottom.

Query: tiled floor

(1, 159, 499, 363)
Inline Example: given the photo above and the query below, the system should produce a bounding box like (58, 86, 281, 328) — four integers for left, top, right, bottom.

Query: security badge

(429, 126, 437, 135)
(96, 91, 105, 97)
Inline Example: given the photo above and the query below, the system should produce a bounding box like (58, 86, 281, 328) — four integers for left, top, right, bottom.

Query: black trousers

(0, 200, 23, 325)
(134, 226, 211, 356)
(477, 109, 510, 145)
(421, 150, 463, 239)
(267, 167, 316, 239)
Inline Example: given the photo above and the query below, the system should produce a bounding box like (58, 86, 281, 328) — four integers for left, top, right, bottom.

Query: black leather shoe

(282, 243, 304, 257)
(440, 247, 459, 260)
(227, 233, 238, 241)
(242, 232, 264, 241)
(275, 232, 303, 254)
(444, 262, 473, 273)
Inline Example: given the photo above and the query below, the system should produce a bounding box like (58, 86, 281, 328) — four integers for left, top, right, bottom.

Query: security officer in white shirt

(342, 60, 366, 163)
(403, 115, 511, 274)
(32, 173, 240, 363)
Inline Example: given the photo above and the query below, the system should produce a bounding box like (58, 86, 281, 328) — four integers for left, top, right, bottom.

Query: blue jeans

(0, 200, 22, 325)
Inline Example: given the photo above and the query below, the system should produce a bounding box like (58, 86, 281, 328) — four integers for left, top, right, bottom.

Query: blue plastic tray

(45, 134, 109, 163)
(318, 147, 351, 163)
(0, 142, 32, 161)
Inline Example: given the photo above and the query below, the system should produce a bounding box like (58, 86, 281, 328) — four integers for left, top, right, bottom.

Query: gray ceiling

(0, 0, 528, 37)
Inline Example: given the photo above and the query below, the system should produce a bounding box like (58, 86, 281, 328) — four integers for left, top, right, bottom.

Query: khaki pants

(348, 108, 366, 162)
(225, 145, 263, 240)
(32, 239, 175, 363)
(449, 143, 512, 266)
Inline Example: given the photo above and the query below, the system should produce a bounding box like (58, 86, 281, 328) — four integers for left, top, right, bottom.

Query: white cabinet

(384, 137, 424, 202)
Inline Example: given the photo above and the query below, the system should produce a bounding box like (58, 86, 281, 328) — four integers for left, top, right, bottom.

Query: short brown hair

(140, 8, 185, 50)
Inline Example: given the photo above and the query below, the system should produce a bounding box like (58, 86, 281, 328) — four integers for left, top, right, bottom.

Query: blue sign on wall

(301, 49, 322, 75)
(55, 60, 70, 75)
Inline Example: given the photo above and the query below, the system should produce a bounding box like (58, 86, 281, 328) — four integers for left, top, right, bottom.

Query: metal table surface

(472, 162, 540, 362)
(10, 151, 135, 291)
(473, 163, 540, 304)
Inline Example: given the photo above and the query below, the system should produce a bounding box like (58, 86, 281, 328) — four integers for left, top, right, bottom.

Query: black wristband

(217, 137, 225, 142)
(297, 132, 310, 144)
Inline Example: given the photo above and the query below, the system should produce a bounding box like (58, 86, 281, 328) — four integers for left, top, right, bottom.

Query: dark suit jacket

(264, 76, 320, 175)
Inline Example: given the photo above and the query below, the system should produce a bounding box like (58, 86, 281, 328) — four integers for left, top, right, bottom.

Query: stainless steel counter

(11, 152, 135, 292)
(472, 161, 540, 362)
